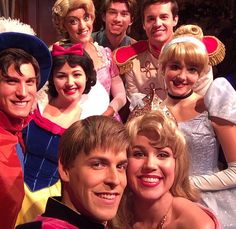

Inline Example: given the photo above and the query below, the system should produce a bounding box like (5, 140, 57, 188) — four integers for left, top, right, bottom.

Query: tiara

(128, 84, 176, 122)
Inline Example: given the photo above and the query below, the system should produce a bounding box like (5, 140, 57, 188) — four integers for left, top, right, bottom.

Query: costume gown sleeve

(191, 77, 236, 191)
(185, 77, 236, 228)
(193, 66, 213, 96)
(107, 48, 126, 113)
(204, 77, 236, 123)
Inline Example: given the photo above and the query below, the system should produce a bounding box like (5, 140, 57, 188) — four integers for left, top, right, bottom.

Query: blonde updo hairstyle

(52, 0, 95, 39)
(174, 24, 204, 40)
(159, 24, 209, 78)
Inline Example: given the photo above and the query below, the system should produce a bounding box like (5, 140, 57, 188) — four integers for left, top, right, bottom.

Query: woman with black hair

(17, 43, 109, 225)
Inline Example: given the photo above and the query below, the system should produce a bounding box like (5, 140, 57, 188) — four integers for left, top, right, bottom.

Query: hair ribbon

(162, 36, 207, 54)
(52, 43, 84, 56)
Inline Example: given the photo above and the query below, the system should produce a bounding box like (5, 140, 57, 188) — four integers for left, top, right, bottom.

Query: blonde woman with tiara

(52, 0, 127, 119)
(157, 25, 236, 228)
(111, 111, 221, 229)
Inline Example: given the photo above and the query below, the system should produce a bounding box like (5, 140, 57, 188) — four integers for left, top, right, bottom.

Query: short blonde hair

(159, 40, 209, 78)
(52, 0, 95, 39)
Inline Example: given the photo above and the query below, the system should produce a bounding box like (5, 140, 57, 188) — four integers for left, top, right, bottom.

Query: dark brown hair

(141, 0, 179, 23)
(48, 43, 96, 97)
(0, 48, 40, 87)
(102, 0, 137, 19)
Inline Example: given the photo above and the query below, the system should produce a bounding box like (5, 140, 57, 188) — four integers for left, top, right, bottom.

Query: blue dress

(24, 108, 63, 191)
(179, 78, 236, 228)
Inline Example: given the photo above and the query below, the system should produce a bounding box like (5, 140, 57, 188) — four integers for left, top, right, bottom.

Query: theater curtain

(0, 0, 16, 18)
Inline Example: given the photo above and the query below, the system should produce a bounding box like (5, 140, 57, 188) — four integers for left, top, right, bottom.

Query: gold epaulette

(203, 36, 225, 66)
(113, 40, 148, 74)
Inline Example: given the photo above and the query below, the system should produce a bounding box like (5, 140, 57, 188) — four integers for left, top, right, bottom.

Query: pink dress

(93, 42, 119, 93)
(93, 42, 126, 119)
(198, 204, 223, 229)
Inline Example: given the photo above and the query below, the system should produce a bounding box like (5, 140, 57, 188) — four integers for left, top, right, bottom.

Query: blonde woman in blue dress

(159, 27, 236, 228)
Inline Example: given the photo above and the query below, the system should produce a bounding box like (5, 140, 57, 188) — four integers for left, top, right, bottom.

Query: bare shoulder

(172, 198, 216, 229)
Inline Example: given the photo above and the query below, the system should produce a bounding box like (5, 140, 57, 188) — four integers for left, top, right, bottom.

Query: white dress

(178, 78, 236, 228)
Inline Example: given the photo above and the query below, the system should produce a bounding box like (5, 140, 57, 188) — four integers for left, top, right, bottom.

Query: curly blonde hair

(110, 111, 199, 228)
(52, 0, 95, 39)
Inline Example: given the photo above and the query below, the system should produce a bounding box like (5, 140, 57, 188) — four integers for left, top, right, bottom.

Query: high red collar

(148, 42, 162, 58)
(0, 110, 32, 134)
(0, 110, 33, 152)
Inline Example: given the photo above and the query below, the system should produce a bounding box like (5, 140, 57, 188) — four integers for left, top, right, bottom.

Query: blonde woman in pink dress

(52, 0, 126, 118)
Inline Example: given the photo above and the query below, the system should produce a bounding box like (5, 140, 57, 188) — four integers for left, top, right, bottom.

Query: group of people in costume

(0, 0, 235, 229)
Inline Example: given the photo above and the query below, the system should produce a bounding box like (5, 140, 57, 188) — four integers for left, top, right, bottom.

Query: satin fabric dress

(179, 78, 236, 228)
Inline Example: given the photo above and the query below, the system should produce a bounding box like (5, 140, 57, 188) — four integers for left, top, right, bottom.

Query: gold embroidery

(140, 60, 158, 79)
(128, 83, 175, 122)
(118, 60, 133, 74)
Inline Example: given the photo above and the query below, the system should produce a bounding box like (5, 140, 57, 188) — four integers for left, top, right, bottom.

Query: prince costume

(0, 31, 51, 229)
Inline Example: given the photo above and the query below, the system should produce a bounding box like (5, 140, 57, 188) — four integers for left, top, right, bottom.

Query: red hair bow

(51, 43, 84, 56)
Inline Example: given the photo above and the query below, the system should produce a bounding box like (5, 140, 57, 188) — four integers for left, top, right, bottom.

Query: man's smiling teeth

(97, 193, 117, 200)
(112, 24, 122, 27)
(141, 177, 160, 182)
(153, 29, 164, 33)
(13, 101, 28, 106)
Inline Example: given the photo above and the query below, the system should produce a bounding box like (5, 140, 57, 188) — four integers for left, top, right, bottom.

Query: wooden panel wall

(16, 0, 58, 46)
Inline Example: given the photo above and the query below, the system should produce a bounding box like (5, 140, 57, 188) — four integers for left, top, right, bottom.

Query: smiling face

(164, 60, 200, 97)
(0, 63, 37, 118)
(104, 2, 132, 37)
(63, 8, 94, 44)
(59, 149, 127, 222)
(127, 132, 175, 201)
(143, 2, 178, 48)
(53, 62, 86, 104)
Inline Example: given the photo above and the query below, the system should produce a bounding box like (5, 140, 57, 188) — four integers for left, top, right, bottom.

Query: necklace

(158, 215, 167, 229)
(157, 198, 173, 229)
(168, 90, 193, 100)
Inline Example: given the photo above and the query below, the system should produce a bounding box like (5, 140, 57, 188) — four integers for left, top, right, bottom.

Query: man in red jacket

(0, 32, 51, 229)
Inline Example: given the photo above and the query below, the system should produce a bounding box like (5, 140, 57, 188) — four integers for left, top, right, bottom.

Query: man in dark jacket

(16, 115, 130, 229)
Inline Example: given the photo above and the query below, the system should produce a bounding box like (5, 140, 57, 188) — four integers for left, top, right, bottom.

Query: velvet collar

(41, 197, 106, 229)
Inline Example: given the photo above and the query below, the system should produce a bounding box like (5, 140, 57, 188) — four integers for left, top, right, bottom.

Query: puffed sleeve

(104, 47, 119, 77)
(204, 77, 236, 123)
(80, 81, 110, 119)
